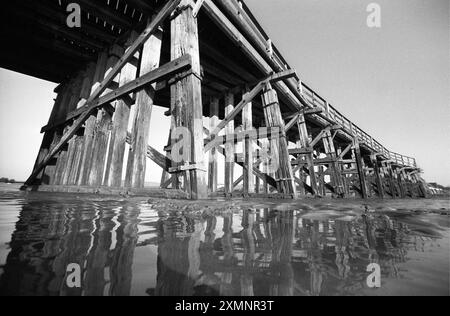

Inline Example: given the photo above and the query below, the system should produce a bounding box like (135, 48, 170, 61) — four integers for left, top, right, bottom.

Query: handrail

(234, 1, 418, 170)
(298, 80, 417, 168)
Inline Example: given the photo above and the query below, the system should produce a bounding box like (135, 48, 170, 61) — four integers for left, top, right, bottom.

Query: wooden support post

(261, 84, 297, 197)
(125, 27, 163, 189)
(105, 40, 139, 188)
(413, 173, 428, 198)
(104, 68, 136, 187)
(322, 130, 345, 197)
(260, 137, 269, 194)
(297, 113, 318, 196)
(318, 165, 326, 196)
(243, 89, 254, 195)
(295, 140, 306, 195)
(53, 127, 70, 185)
(396, 169, 407, 198)
(370, 155, 384, 199)
(208, 97, 219, 193)
(170, 1, 207, 199)
(68, 64, 96, 185)
(77, 51, 109, 186)
(60, 74, 84, 185)
(88, 45, 124, 187)
(353, 138, 368, 199)
(255, 141, 261, 194)
(32, 84, 70, 185)
(160, 134, 177, 189)
(385, 162, 398, 198)
(224, 92, 235, 196)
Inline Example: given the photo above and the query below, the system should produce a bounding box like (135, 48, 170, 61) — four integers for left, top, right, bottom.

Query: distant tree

(0, 178, 8, 183)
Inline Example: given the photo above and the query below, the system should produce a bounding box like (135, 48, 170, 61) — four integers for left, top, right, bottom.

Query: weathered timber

(353, 138, 368, 199)
(243, 89, 255, 195)
(322, 130, 345, 197)
(370, 155, 384, 199)
(170, 2, 207, 199)
(87, 45, 124, 187)
(224, 92, 235, 196)
(125, 27, 163, 189)
(104, 39, 139, 187)
(297, 113, 318, 196)
(77, 51, 109, 186)
(261, 85, 297, 197)
(208, 97, 219, 193)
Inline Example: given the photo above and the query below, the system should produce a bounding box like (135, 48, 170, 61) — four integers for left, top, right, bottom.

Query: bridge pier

(22, 0, 425, 200)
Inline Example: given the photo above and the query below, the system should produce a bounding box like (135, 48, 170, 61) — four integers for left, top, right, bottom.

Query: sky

(0, 0, 449, 185)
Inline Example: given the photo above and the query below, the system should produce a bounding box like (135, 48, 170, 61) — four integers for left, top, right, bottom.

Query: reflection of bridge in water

(0, 201, 436, 296)
(0, 201, 434, 296)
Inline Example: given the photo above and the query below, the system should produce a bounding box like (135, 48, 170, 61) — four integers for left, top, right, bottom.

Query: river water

(0, 183, 448, 296)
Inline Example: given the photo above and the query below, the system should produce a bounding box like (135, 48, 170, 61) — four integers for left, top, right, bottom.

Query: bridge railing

(232, 1, 417, 169)
(299, 81, 417, 168)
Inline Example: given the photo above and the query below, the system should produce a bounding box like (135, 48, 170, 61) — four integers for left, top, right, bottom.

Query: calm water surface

(0, 183, 448, 296)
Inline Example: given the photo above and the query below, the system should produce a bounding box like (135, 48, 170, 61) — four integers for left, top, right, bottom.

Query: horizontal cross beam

(42, 54, 192, 132)
(207, 69, 296, 139)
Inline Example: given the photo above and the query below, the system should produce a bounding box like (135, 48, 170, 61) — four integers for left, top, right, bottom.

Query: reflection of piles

(84, 208, 115, 296)
(0, 204, 67, 295)
(109, 206, 140, 296)
(268, 211, 294, 296)
(155, 215, 202, 296)
(220, 213, 235, 296)
(335, 221, 351, 280)
(56, 207, 95, 296)
(240, 210, 255, 296)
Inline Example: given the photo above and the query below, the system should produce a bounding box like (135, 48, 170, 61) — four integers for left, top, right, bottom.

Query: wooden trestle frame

(22, 0, 428, 200)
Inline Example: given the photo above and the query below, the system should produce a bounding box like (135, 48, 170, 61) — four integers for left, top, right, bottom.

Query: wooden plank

(204, 127, 281, 153)
(104, 60, 137, 187)
(58, 74, 85, 185)
(322, 130, 345, 197)
(208, 70, 295, 139)
(337, 143, 353, 160)
(170, 3, 207, 199)
(208, 97, 219, 193)
(125, 29, 163, 189)
(77, 50, 109, 186)
(297, 113, 318, 196)
(192, 0, 206, 18)
(370, 155, 384, 199)
(125, 132, 172, 172)
(216, 145, 277, 190)
(385, 162, 398, 198)
(68, 64, 97, 185)
(87, 45, 125, 187)
(61, 54, 193, 124)
(243, 89, 254, 195)
(353, 138, 368, 199)
(285, 113, 300, 133)
(261, 86, 297, 197)
(224, 92, 235, 195)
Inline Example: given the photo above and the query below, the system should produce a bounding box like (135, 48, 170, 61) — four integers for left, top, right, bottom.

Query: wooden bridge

(2, 0, 428, 199)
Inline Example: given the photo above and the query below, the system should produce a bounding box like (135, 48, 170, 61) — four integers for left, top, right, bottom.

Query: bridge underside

(4, 0, 428, 199)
